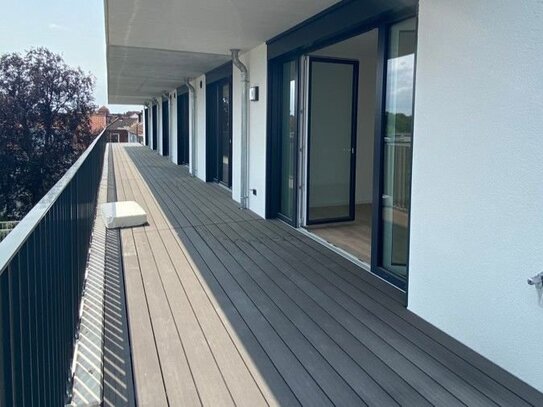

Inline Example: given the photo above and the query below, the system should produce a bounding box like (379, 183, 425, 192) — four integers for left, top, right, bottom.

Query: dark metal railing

(0, 132, 106, 406)
(0, 222, 19, 243)
(384, 136, 412, 212)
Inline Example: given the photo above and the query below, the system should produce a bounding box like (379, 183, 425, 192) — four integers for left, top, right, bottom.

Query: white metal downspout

(231, 49, 249, 209)
(185, 79, 197, 177)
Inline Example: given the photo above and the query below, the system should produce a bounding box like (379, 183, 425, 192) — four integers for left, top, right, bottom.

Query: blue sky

(0, 0, 140, 113)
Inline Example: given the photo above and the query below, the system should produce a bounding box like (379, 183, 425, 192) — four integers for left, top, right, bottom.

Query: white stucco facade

(169, 90, 178, 164)
(190, 75, 207, 182)
(409, 0, 543, 392)
(156, 100, 163, 155)
(232, 43, 268, 217)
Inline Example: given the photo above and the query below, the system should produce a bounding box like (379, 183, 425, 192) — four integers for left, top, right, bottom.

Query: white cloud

(48, 23, 67, 31)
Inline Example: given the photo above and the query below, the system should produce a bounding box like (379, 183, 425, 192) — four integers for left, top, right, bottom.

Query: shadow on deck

(110, 143, 542, 407)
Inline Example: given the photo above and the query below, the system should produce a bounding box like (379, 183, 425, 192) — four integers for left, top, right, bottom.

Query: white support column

(190, 75, 206, 182)
(143, 105, 148, 146)
(156, 99, 163, 155)
(170, 90, 178, 164)
(148, 102, 154, 150)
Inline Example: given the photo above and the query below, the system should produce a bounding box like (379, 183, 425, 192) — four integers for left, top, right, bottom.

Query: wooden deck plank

(211, 221, 458, 406)
(120, 149, 268, 407)
(177, 227, 334, 407)
(200, 223, 410, 406)
(226, 220, 496, 406)
(185, 225, 372, 406)
(119, 147, 239, 407)
(251, 219, 530, 407)
(112, 145, 541, 407)
(119, 228, 168, 407)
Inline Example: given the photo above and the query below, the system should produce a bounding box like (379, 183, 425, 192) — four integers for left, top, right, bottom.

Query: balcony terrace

(1, 138, 541, 406)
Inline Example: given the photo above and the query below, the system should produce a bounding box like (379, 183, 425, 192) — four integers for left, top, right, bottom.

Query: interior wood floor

(110, 143, 542, 407)
(307, 204, 372, 264)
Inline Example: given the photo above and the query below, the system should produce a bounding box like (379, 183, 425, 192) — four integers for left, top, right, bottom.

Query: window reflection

(380, 17, 416, 281)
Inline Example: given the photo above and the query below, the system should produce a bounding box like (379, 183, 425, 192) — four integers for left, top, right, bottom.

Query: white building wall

(157, 100, 163, 155)
(142, 107, 147, 146)
(148, 104, 154, 150)
(232, 64, 242, 204)
(170, 90, 178, 164)
(190, 75, 207, 181)
(232, 43, 268, 217)
(410, 0, 543, 392)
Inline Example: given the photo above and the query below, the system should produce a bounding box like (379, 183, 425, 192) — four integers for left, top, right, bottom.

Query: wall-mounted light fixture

(250, 86, 259, 101)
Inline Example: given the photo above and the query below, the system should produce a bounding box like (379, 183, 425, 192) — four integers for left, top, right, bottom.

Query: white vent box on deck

(101, 201, 147, 229)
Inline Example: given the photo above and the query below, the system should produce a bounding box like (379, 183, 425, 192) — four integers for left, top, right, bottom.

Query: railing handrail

(0, 130, 105, 275)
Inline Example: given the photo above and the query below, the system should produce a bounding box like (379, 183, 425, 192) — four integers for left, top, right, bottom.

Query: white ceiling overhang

(105, 0, 339, 104)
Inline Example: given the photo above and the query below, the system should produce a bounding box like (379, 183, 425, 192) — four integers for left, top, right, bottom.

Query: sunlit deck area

(109, 143, 537, 407)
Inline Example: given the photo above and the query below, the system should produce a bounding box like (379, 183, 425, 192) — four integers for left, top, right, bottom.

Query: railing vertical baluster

(53, 202, 61, 405)
(28, 233, 38, 406)
(8, 260, 22, 405)
(18, 243, 32, 407)
(34, 226, 44, 407)
(44, 212, 53, 405)
(0, 271, 12, 405)
(44, 216, 52, 406)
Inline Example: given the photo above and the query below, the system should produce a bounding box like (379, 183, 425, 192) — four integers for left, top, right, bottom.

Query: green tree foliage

(386, 112, 413, 134)
(0, 48, 95, 220)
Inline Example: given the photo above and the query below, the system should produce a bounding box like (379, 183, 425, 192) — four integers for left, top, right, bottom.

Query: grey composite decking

(111, 143, 543, 407)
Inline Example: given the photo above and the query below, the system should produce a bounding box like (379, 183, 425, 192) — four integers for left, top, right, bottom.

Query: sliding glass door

(177, 91, 189, 164)
(162, 99, 169, 156)
(218, 80, 232, 186)
(206, 77, 232, 187)
(306, 57, 358, 225)
(378, 17, 417, 283)
(151, 104, 157, 150)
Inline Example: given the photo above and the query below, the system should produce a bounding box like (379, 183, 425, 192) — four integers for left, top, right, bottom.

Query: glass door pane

(162, 99, 169, 156)
(307, 57, 358, 224)
(177, 92, 189, 164)
(380, 17, 417, 280)
(279, 60, 298, 222)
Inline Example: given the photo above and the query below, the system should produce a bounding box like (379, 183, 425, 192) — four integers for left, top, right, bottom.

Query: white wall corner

(157, 100, 163, 155)
(170, 89, 178, 164)
(191, 75, 207, 182)
(232, 44, 268, 218)
(409, 0, 543, 392)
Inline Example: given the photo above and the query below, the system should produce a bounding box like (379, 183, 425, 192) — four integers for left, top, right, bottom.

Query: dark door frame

(305, 56, 359, 226)
(369, 19, 418, 292)
(177, 89, 189, 165)
(144, 107, 149, 146)
(206, 76, 233, 188)
(265, 2, 417, 296)
(273, 58, 300, 227)
(162, 98, 169, 156)
(151, 104, 158, 151)
(217, 78, 233, 187)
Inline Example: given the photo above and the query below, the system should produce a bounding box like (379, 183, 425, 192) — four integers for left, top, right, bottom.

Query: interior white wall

(190, 75, 207, 181)
(170, 90, 178, 164)
(410, 0, 543, 392)
(232, 44, 268, 217)
(313, 29, 377, 205)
